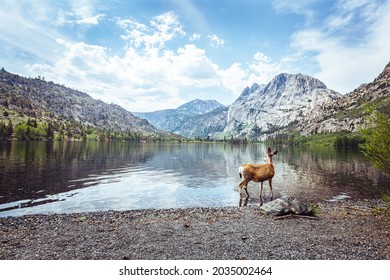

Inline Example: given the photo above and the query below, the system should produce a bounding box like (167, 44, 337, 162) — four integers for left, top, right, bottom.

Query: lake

(0, 141, 389, 217)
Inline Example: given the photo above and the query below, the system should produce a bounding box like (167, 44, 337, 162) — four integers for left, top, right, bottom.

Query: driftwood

(274, 214, 319, 220)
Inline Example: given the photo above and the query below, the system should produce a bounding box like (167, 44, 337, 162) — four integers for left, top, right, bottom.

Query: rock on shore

(260, 197, 314, 216)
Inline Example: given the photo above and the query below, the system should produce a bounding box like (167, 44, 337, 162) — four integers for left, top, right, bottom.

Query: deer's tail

(238, 166, 244, 179)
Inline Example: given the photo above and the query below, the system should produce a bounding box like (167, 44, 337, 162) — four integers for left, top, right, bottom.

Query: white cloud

(75, 14, 104, 25)
(208, 34, 225, 48)
(118, 12, 185, 51)
(326, 13, 353, 29)
(218, 50, 302, 95)
(20, 7, 309, 111)
(338, 0, 372, 11)
(189, 33, 201, 41)
(26, 37, 225, 111)
(58, 0, 105, 26)
(253, 52, 271, 63)
(23, 11, 264, 112)
(291, 0, 390, 93)
(19, 2, 380, 114)
(0, 1, 64, 65)
(272, 0, 318, 23)
(246, 53, 294, 86)
(218, 63, 248, 95)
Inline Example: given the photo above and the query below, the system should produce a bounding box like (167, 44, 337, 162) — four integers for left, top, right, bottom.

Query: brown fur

(238, 147, 277, 205)
(240, 163, 275, 182)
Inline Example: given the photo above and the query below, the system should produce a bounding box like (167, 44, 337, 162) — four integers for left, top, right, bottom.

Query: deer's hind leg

(239, 179, 250, 207)
(239, 179, 250, 200)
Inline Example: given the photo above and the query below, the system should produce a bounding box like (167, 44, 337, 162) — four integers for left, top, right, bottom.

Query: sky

(0, 0, 389, 112)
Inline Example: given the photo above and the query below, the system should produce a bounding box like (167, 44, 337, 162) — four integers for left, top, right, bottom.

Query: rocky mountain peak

(176, 99, 224, 114)
(224, 72, 341, 140)
(264, 73, 328, 98)
(264, 73, 287, 93)
(374, 61, 390, 82)
(238, 83, 264, 100)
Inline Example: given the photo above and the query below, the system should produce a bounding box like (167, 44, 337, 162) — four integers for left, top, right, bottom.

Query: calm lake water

(0, 141, 389, 217)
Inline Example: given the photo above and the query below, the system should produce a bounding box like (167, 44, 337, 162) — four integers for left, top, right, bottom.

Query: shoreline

(1, 199, 389, 260)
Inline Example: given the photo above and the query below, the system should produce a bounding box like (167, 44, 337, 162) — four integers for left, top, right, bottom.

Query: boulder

(260, 196, 314, 216)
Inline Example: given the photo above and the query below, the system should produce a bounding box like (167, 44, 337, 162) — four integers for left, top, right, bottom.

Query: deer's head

(265, 147, 278, 164)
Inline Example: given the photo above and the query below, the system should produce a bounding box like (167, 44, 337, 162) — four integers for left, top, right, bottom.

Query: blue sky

(0, 0, 389, 112)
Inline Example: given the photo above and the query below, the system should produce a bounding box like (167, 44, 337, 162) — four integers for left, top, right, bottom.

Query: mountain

(223, 73, 341, 139)
(173, 107, 228, 138)
(0, 69, 174, 140)
(134, 99, 224, 132)
(176, 99, 224, 114)
(136, 62, 389, 141)
(294, 61, 390, 136)
(5, 61, 386, 142)
(133, 109, 193, 132)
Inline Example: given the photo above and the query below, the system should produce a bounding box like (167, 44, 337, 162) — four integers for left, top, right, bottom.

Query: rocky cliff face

(224, 73, 341, 139)
(295, 61, 390, 135)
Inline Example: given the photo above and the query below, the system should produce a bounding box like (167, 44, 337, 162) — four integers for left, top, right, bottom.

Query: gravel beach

(1, 199, 389, 260)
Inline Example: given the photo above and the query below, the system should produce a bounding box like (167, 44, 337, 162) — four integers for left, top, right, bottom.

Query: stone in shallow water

(260, 196, 314, 216)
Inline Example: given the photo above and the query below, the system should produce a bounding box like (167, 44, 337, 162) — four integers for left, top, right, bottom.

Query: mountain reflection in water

(0, 141, 389, 217)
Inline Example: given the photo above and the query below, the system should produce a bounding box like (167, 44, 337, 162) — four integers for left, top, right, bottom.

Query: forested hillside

(0, 68, 179, 141)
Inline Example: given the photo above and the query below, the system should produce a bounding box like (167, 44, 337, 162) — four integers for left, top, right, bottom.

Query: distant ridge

(133, 99, 224, 133)
(0, 68, 177, 140)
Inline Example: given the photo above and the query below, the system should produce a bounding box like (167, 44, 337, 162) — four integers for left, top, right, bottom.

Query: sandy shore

(0, 199, 389, 260)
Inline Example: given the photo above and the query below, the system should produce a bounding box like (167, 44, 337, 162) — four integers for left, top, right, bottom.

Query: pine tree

(0, 121, 6, 140)
(7, 120, 13, 139)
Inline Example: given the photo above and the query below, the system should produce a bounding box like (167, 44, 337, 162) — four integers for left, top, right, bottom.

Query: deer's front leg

(268, 178, 274, 201)
(259, 181, 264, 206)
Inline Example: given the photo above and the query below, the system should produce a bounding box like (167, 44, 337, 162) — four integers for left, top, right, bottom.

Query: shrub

(359, 108, 390, 176)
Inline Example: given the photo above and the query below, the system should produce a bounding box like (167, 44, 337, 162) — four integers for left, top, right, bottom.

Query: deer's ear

(273, 150, 278, 155)
(267, 147, 272, 154)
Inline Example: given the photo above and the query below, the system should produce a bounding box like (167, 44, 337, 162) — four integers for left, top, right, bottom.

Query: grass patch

(267, 131, 364, 147)
(334, 96, 390, 120)
(382, 195, 390, 226)
(372, 195, 390, 227)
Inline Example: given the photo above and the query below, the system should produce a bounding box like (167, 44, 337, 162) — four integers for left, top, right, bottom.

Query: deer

(238, 147, 278, 206)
